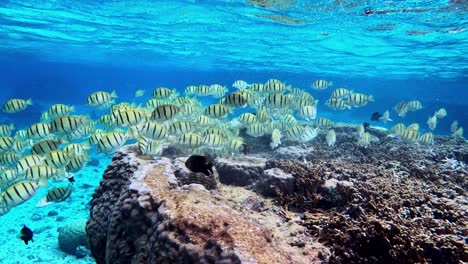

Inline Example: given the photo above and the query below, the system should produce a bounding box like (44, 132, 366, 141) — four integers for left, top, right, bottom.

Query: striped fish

(325, 98, 351, 110)
(113, 108, 147, 127)
(203, 134, 225, 147)
(264, 79, 287, 93)
(36, 185, 73, 207)
(48, 104, 75, 118)
(152, 87, 176, 99)
(44, 150, 74, 169)
(24, 165, 66, 181)
(0, 124, 14, 137)
(357, 132, 371, 147)
(138, 137, 165, 156)
(256, 109, 271, 123)
(270, 129, 281, 149)
(97, 132, 128, 153)
(2, 181, 45, 208)
(178, 133, 203, 148)
(66, 155, 89, 173)
(264, 93, 290, 109)
(286, 125, 304, 141)
(170, 121, 195, 135)
(2, 98, 32, 113)
(226, 138, 247, 154)
(0, 169, 18, 186)
(389, 123, 406, 136)
(87, 90, 117, 108)
(326, 130, 336, 147)
(238, 113, 257, 126)
(311, 80, 333, 90)
(393, 102, 408, 117)
(204, 104, 231, 119)
(232, 80, 250, 90)
(223, 92, 248, 108)
(134, 89, 145, 97)
(195, 115, 214, 126)
(247, 123, 265, 137)
(136, 122, 168, 140)
(0, 137, 14, 153)
(0, 152, 20, 167)
(31, 139, 63, 155)
(419, 132, 434, 145)
(407, 100, 422, 111)
(50, 116, 88, 134)
(16, 155, 44, 175)
(151, 104, 179, 121)
(298, 105, 318, 120)
(27, 122, 51, 139)
(348, 93, 374, 107)
(401, 129, 419, 142)
(315, 117, 333, 127)
(331, 88, 352, 99)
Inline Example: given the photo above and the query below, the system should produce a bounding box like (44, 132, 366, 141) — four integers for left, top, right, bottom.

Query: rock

(317, 179, 355, 208)
(255, 168, 296, 196)
(86, 147, 329, 264)
(56, 216, 65, 222)
(47, 210, 58, 217)
(30, 213, 42, 221)
(215, 156, 266, 186)
(58, 219, 89, 257)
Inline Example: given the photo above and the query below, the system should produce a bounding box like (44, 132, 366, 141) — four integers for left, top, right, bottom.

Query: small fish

(427, 115, 437, 130)
(434, 108, 447, 119)
(331, 88, 352, 99)
(370, 112, 382, 121)
(326, 129, 336, 147)
(270, 129, 282, 149)
(232, 80, 250, 89)
(348, 93, 374, 107)
(87, 90, 117, 109)
(393, 102, 408, 117)
(185, 155, 214, 176)
(311, 80, 333, 90)
(406, 100, 422, 111)
(450, 120, 458, 133)
(2, 99, 32, 113)
(298, 105, 317, 120)
(36, 185, 73, 207)
(379, 110, 392, 123)
(19, 225, 33, 245)
(134, 89, 145, 97)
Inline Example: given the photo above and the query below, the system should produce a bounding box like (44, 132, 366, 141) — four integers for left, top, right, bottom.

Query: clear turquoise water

(0, 1, 466, 263)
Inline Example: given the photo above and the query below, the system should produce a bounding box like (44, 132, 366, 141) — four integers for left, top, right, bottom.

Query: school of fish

(0, 79, 464, 216)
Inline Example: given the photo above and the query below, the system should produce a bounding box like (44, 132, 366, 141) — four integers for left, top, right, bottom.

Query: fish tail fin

(346, 104, 352, 110)
(38, 176, 49, 187)
(26, 98, 33, 105)
(69, 105, 76, 112)
(329, 81, 333, 86)
(111, 90, 118, 98)
(9, 123, 15, 130)
(36, 197, 51, 207)
(368, 95, 375, 102)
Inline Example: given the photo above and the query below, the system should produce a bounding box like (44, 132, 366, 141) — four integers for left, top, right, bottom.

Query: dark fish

(240, 143, 249, 155)
(185, 155, 213, 176)
(67, 176, 75, 184)
(370, 112, 382, 121)
(363, 122, 371, 131)
(20, 225, 33, 245)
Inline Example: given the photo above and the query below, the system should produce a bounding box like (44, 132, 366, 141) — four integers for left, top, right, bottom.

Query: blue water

(0, 1, 467, 263)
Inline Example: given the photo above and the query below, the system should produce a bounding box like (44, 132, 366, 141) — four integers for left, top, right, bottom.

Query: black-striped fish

(97, 132, 128, 153)
(113, 108, 147, 127)
(298, 105, 318, 120)
(47, 104, 75, 118)
(0, 152, 20, 167)
(151, 104, 179, 121)
(311, 80, 333, 90)
(418, 132, 434, 145)
(2, 98, 32, 113)
(270, 129, 281, 149)
(26, 122, 51, 139)
(393, 102, 408, 117)
(357, 132, 371, 147)
(400, 129, 419, 142)
(0, 124, 14, 137)
(315, 117, 333, 127)
(87, 90, 117, 108)
(24, 165, 66, 181)
(178, 133, 203, 148)
(137, 137, 165, 156)
(232, 80, 250, 89)
(246, 123, 265, 137)
(66, 154, 89, 173)
(204, 104, 231, 119)
(325, 98, 351, 110)
(223, 92, 248, 108)
(348, 93, 374, 107)
(36, 185, 73, 207)
(406, 100, 422, 111)
(16, 155, 44, 175)
(203, 134, 225, 147)
(134, 89, 145, 97)
(50, 115, 88, 134)
(135, 122, 168, 140)
(326, 130, 336, 147)
(0, 137, 14, 153)
(170, 121, 195, 135)
(31, 139, 63, 155)
(264, 93, 290, 109)
(44, 150, 74, 169)
(331, 88, 352, 99)
(152, 87, 176, 99)
(286, 125, 304, 141)
(1, 180, 46, 208)
(264, 79, 287, 94)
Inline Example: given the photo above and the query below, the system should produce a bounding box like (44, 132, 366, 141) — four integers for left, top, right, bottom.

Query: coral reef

(58, 219, 89, 257)
(86, 146, 329, 264)
(86, 126, 468, 263)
